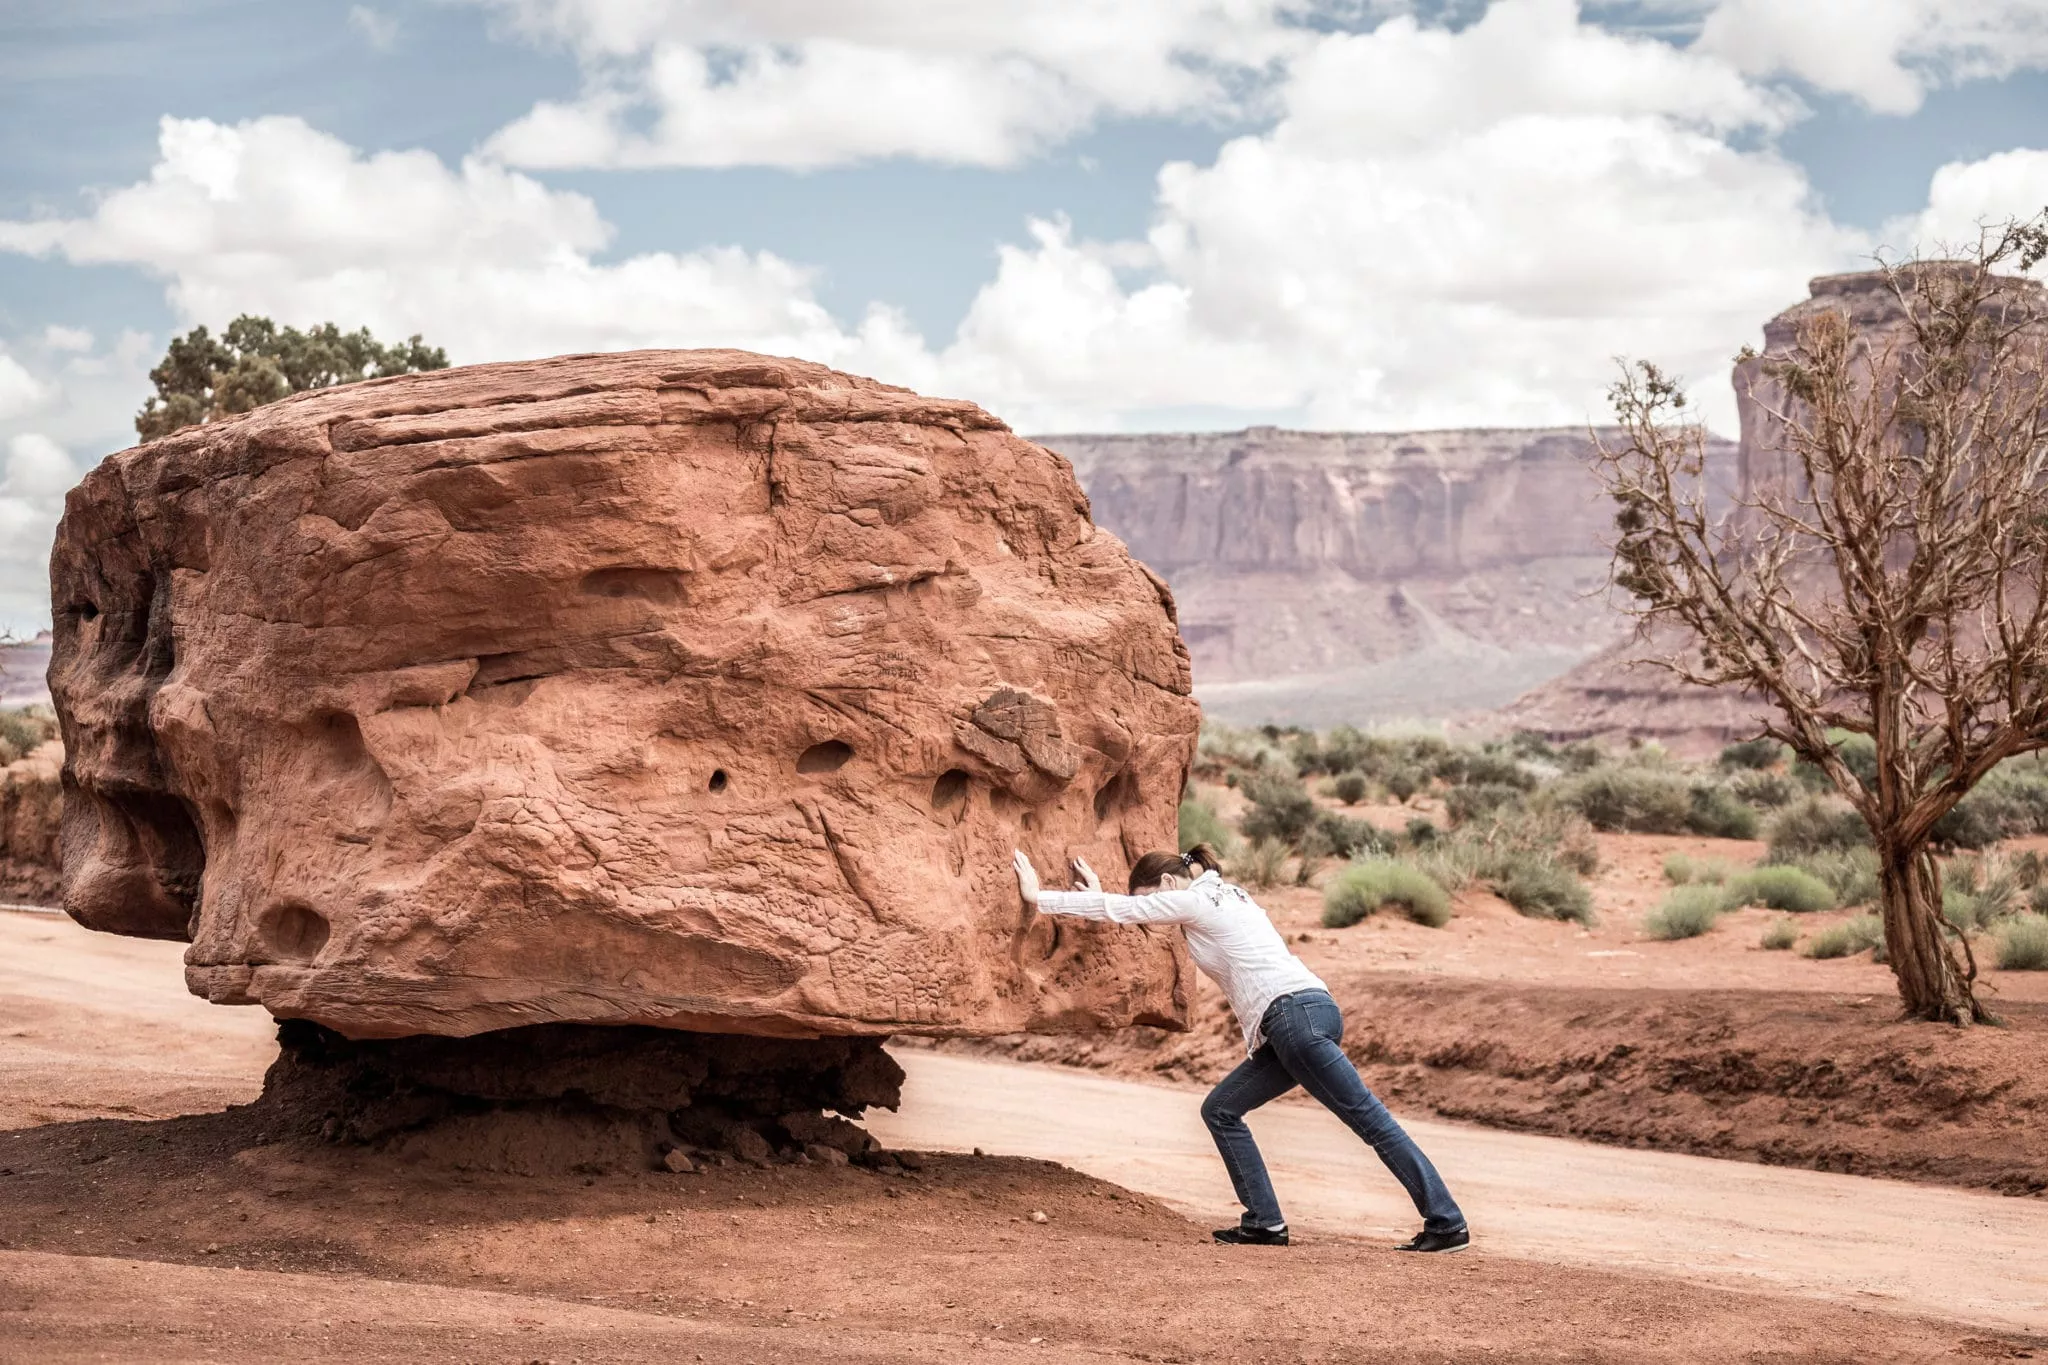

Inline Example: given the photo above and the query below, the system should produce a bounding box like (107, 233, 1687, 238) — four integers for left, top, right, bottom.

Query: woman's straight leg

(1268, 994, 1466, 1233)
(1199, 1045, 1298, 1228)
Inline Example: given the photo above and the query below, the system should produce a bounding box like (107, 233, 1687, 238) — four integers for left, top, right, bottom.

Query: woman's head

(1129, 842, 1224, 894)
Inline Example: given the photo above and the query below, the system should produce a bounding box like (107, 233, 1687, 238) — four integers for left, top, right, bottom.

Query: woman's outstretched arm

(1013, 850, 1205, 924)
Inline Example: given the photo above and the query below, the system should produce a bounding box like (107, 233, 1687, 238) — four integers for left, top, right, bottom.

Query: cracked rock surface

(50, 349, 1199, 1040)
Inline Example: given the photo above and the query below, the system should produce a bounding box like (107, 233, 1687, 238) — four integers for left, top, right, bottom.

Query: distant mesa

(48, 349, 1198, 1044)
(1044, 426, 1737, 728)
(0, 632, 51, 709)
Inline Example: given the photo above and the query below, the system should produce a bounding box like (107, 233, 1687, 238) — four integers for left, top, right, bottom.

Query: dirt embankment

(954, 976, 2048, 1196)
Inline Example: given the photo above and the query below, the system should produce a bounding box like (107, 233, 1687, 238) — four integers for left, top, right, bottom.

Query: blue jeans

(1201, 989, 1465, 1233)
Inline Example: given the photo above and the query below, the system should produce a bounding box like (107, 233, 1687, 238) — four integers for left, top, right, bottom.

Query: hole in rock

(262, 901, 331, 962)
(931, 769, 969, 810)
(73, 600, 100, 622)
(1094, 769, 1135, 823)
(579, 567, 685, 606)
(708, 769, 729, 793)
(796, 740, 854, 775)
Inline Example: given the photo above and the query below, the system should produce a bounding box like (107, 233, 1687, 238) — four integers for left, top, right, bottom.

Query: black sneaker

(1213, 1221, 1288, 1246)
(1396, 1226, 1470, 1253)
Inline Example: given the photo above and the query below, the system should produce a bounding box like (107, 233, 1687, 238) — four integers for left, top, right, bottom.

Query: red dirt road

(2, 909, 2043, 1362)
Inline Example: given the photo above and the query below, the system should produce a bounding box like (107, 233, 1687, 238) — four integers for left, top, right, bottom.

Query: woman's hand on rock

(1013, 850, 1041, 907)
(1071, 857, 1102, 892)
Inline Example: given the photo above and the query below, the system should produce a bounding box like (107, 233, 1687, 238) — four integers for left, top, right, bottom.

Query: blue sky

(1, 0, 2046, 630)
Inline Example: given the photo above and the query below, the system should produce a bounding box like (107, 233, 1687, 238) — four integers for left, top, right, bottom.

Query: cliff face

(1044, 427, 1736, 726)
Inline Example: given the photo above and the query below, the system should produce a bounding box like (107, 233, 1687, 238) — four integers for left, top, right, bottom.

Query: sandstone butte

(49, 349, 1201, 1043)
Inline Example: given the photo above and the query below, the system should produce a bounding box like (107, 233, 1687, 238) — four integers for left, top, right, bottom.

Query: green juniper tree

(135, 315, 447, 440)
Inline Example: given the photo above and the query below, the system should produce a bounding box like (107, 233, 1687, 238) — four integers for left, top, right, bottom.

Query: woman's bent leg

(1199, 1047, 1298, 1228)
(1271, 995, 1466, 1233)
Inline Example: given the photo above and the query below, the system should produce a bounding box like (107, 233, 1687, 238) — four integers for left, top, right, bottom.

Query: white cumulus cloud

(472, 0, 1304, 169)
(0, 433, 76, 633)
(1883, 147, 2048, 258)
(0, 355, 54, 424)
(1696, 0, 2048, 114)
(0, 115, 922, 373)
(941, 0, 1863, 431)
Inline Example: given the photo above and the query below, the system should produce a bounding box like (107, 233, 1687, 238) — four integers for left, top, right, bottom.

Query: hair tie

(1181, 853, 1195, 869)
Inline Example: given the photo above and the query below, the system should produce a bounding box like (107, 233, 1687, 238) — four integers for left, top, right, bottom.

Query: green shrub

(1728, 768, 1798, 809)
(1760, 918, 1801, 950)
(1240, 770, 1319, 846)
(1323, 859, 1453, 929)
(1197, 721, 1287, 774)
(1782, 847, 1880, 907)
(1931, 795, 2008, 850)
(1405, 817, 1439, 846)
(1663, 853, 1735, 885)
(1765, 798, 1871, 861)
(1315, 810, 1388, 859)
(1802, 914, 1885, 959)
(1331, 771, 1369, 805)
(1492, 853, 1595, 924)
(1995, 915, 2048, 970)
(2031, 883, 2048, 917)
(1239, 837, 1290, 890)
(1789, 729, 1878, 792)
(1293, 848, 1324, 887)
(1449, 750, 1536, 790)
(1385, 766, 1423, 803)
(1556, 740, 1602, 772)
(1945, 853, 2018, 926)
(1943, 888, 1985, 934)
(1719, 737, 1785, 770)
(1645, 885, 1733, 939)
(1549, 765, 1693, 833)
(1724, 865, 1836, 913)
(1179, 796, 1237, 857)
(1687, 784, 1759, 839)
(0, 706, 58, 766)
(1444, 782, 1525, 825)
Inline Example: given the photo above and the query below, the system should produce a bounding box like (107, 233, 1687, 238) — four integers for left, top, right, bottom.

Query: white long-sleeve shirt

(1035, 869, 1327, 1054)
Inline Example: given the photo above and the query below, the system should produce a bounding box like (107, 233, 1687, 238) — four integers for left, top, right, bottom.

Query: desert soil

(2, 909, 2045, 1362)
(956, 816, 2048, 1195)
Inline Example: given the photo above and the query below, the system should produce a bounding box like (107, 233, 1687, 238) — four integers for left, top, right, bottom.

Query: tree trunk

(1876, 841, 1983, 1024)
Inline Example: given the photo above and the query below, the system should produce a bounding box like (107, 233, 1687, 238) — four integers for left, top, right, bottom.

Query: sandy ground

(2, 907, 2045, 1362)
(873, 1051, 2048, 1334)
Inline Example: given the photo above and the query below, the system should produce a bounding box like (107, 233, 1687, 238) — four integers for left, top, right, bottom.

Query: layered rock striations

(1046, 427, 1736, 725)
(50, 349, 1199, 1042)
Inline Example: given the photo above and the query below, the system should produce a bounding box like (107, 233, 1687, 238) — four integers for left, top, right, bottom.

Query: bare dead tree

(1592, 216, 2048, 1025)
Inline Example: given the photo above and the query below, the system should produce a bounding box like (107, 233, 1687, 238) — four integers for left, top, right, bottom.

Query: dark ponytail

(1128, 842, 1225, 894)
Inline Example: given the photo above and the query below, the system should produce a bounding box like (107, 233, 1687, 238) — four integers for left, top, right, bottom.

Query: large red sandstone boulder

(50, 350, 1198, 1040)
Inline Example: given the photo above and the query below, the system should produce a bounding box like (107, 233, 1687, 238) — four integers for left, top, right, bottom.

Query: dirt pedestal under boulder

(258, 1020, 906, 1176)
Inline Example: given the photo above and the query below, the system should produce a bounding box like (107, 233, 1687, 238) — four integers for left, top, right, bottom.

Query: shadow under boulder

(261, 1019, 905, 1176)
